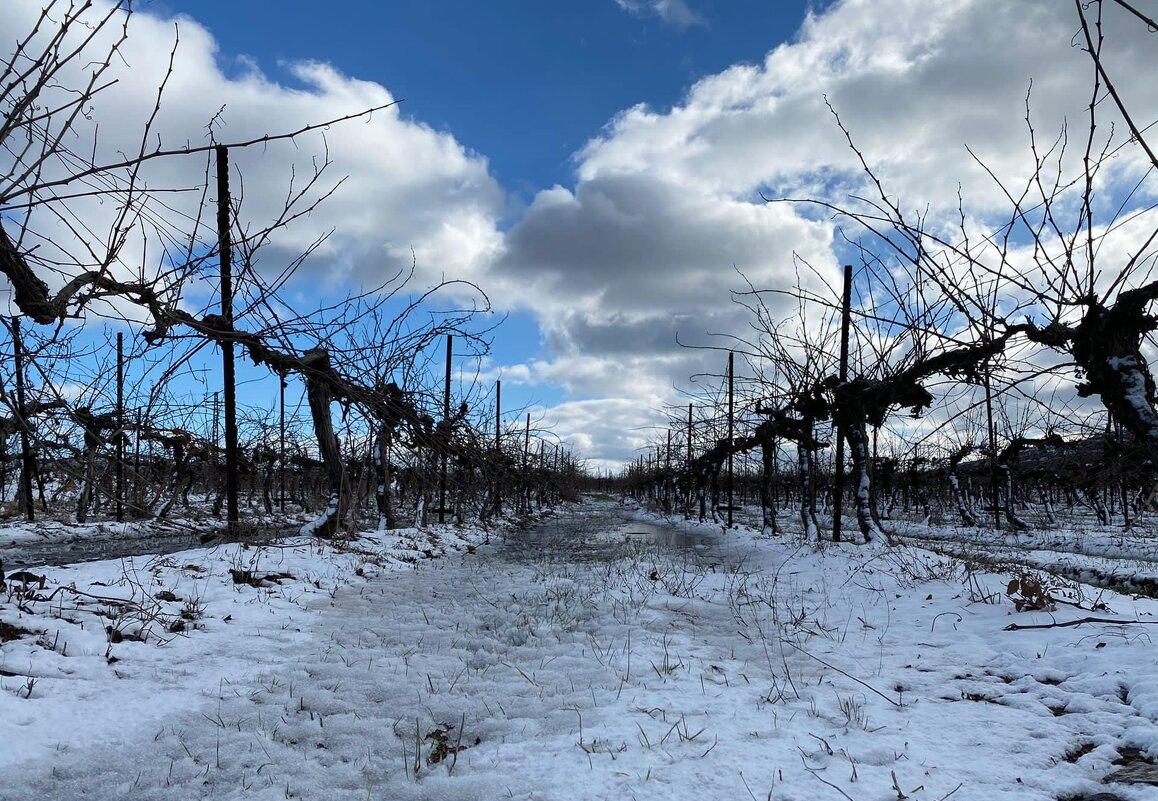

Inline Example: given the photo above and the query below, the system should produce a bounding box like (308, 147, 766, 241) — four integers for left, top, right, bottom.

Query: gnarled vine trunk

(797, 440, 819, 539)
(374, 424, 397, 530)
(760, 438, 778, 536)
(299, 350, 349, 538)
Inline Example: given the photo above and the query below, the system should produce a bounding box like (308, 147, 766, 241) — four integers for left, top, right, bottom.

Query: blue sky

(6, 0, 1157, 471)
(150, 1, 823, 200)
(140, 0, 828, 455)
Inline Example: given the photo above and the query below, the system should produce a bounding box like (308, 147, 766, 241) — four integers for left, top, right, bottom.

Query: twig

(738, 771, 761, 801)
(810, 771, 857, 801)
(785, 641, 901, 707)
(937, 783, 964, 801)
(8, 101, 403, 202)
(448, 712, 465, 776)
(930, 612, 962, 632)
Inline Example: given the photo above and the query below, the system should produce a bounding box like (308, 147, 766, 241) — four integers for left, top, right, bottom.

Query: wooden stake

(833, 263, 852, 542)
(11, 318, 33, 522)
(216, 145, 239, 531)
(727, 352, 734, 528)
(439, 334, 452, 523)
(686, 403, 693, 519)
(493, 380, 501, 517)
(279, 374, 286, 513)
(116, 331, 124, 522)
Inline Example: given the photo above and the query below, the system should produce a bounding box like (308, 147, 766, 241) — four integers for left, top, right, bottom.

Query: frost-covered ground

(2, 501, 1158, 801)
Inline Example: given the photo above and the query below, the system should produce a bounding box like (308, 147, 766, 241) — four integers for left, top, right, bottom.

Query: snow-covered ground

(2, 501, 1157, 800)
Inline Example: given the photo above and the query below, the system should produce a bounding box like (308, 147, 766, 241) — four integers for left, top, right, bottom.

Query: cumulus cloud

(6, 0, 1157, 469)
(582, 1, 1158, 208)
(489, 169, 840, 417)
(485, 0, 1158, 467)
(0, 0, 505, 311)
(535, 397, 674, 474)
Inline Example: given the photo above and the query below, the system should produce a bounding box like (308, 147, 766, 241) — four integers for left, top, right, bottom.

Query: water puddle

(0, 523, 299, 571)
(615, 521, 712, 549)
(500, 504, 715, 565)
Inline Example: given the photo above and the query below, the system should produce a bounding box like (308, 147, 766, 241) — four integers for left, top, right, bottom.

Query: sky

(147, 0, 825, 195)
(3, 0, 1158, 472)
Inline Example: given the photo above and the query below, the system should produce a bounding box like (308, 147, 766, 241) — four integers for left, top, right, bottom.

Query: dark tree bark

(1027, 287, 1158, 464)
(138, 430, 193, 519)
(796, 439, 819, 539)
(995, 435, 1064, 531)
(750, 402, 828, 539)
(251, 444, 277, 515)
(374, 423, 397, 530)
(74, 407, 115, 524)
(947, 444, 978, 526)
(756, 424, 779, 536)
(823, 336, 1013, 542)
(299, 349, 349, 538)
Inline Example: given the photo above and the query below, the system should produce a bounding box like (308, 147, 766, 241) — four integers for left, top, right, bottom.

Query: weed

(836, 692, 870, 730)
(424, 715, 478, 772)
(1005, 572, 1055, 612)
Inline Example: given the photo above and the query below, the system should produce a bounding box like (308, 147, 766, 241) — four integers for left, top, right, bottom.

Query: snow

(3, 502, 1158, 800)
(300, 493, 342, 537)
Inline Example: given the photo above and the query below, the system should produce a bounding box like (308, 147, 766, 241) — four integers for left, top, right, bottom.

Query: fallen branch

(1004, 616, 1158, 631)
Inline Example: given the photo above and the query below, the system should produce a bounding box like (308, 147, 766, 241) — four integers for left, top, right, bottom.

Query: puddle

(500, 504, 716, 565)
(0, 523, 300, 571)
(615, 521, 712, 549)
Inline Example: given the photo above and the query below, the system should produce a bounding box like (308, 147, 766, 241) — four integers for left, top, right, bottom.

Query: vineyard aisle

(1, 500, 1157, 801)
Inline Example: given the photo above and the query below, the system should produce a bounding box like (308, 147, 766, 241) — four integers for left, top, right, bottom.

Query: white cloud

(0, 1, 505, 313)
(614, 0, 706, 30)
(583, 0, 1158, 209)
(535, 397, 672, 474)
(487, 0, 1158, 468)
(7, 0, 1158, 470)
